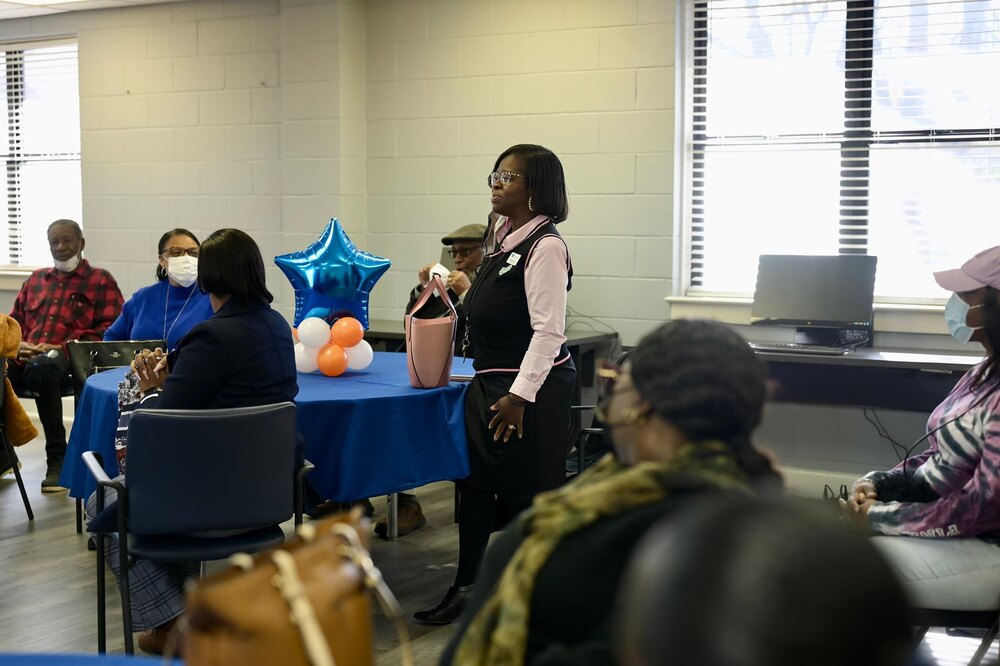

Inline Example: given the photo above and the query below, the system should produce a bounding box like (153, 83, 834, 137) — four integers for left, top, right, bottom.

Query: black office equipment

(751, 254, 877, 349)
(747, 341, 849, 356)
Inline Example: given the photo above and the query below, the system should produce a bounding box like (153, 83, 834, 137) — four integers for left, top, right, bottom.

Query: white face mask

(944, 293, 984, 344)
(167, 255, 199, 288)
(53, 254, 81, 273)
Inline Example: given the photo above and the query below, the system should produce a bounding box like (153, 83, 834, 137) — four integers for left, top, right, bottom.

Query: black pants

(7, 358, 72, 465)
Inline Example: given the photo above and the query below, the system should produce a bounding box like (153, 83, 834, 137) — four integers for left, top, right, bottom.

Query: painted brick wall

(0, 0, 363, 321)
(364, 0, 676, 345)
(0, 0, 674, 344)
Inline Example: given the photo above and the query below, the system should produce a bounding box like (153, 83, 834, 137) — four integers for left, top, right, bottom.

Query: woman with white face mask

(843, 245, 1000, 614)
(104, 229, 215, 352)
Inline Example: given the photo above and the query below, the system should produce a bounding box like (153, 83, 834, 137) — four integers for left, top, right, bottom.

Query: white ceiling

(0, 0, 190, 20)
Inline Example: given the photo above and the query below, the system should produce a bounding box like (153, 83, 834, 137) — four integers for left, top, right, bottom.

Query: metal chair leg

(968, 620, 999, 666)
(76, 498, 83, 533)
(386, 492, 399, 540)
(96, 533, 106, 654)
(2, 433, 33, 520)
(120, 536, 134, 655)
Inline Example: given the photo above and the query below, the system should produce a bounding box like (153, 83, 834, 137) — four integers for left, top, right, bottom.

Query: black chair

(566, 348, 633, 476)
(66, 339, 166, 402)
(0, 358, 33, 521)
(913, 608, 999, 666)
(66, 339, 164, 534)
(83, 402, 311, 654)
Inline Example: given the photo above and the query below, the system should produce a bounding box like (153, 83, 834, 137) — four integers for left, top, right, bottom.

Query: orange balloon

(330, 317, 364, 348)
(291, 327, 298, 343)
(317, 343, 348, 377)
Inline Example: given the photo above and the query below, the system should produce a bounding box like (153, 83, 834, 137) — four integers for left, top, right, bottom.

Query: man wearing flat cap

(406, 220, 488, 325)
(380, 219, 488, 540)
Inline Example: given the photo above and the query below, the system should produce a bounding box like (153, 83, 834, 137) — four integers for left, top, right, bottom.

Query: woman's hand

(131, 347, 169, 394)
(850, 479, 878, 503)
(448, 271, 472, 295)
(418, 263, 435, 288)
(489, 394, 526, 443)
(839, 496, 876, 532)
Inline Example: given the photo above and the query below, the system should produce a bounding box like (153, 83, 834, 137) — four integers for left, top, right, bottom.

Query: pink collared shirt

(491, 215, 571, 402)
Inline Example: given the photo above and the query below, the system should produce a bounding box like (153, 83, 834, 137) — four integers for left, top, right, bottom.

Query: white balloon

(294, 342, 319, 374)
(345, 339, 374, 370)
(297, 317, 331, 348)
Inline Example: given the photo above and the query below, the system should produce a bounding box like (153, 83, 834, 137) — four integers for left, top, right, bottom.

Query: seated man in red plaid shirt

(6, 219, 123, 491)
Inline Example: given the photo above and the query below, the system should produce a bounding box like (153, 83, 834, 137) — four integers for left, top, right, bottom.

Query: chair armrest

(294, 459, 316, 527)
(82, 451, 127, 533)
(82, 451, 113, 486)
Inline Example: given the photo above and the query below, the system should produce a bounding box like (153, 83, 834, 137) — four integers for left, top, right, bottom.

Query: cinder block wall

(0, 0, 365, 321)
(363, 0, 676, 344)
(2, 0, 675, 345)
(0, 0, 922, 491)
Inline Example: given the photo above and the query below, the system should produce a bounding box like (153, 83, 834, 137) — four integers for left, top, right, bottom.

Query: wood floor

(1, 410, 997, 665)
(0, 428, 460, 663)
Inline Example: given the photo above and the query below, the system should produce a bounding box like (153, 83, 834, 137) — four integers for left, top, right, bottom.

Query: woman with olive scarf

(440, 319, 783, 666)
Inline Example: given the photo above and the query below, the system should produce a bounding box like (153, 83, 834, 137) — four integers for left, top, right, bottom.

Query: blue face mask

(944, 293, 984, 344)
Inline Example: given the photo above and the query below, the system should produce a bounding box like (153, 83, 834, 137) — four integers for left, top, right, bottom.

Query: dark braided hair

(629, 319, 781, 489)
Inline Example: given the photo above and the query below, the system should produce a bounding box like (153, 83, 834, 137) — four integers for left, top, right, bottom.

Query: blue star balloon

(275, 219, 391, 328)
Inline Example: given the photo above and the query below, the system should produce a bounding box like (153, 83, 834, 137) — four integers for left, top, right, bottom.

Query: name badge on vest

(498, 251, 520, 275)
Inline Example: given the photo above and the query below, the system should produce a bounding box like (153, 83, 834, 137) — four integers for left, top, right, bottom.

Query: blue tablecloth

(62, 352, 472, 502)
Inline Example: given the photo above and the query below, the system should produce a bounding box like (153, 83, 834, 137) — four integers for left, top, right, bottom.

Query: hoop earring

(528, 195, 534, 212)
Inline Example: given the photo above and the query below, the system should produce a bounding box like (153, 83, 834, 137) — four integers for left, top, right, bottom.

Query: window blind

(0, 40, 81, 267)
(682, 0, 1000, 301)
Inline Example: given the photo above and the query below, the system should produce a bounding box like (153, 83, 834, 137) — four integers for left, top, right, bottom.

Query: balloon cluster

(294, 316, 374, 377)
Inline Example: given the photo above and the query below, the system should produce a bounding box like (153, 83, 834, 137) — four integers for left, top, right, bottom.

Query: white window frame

(0, 36, 81, 274)
(670, 2, 995, 343)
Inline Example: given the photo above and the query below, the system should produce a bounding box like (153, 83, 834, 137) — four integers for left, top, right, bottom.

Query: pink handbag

(404, 276, 456, 388)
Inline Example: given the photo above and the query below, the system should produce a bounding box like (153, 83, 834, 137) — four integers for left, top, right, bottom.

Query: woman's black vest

(464, 220, 572, 372)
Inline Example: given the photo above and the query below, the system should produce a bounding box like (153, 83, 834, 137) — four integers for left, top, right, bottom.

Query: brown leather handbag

(182, 510, 413, 666)
(404, 275, 457, 388)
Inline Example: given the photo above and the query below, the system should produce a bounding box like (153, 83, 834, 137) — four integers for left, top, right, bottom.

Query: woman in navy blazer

(142, 228, 298, 411)
(89, 228, 298, 655)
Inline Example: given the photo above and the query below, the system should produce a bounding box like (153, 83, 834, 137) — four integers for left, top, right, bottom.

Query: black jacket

(158, 299, 298, 410)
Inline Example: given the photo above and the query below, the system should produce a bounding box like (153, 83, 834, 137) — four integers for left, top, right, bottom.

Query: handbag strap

(271, 549, 337, 666)
(406, 276, 456, 389)
(408, 275, 457, 319)
(330, 523, 416, 666)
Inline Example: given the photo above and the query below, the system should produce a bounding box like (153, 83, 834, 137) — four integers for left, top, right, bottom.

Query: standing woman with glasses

(104, 229, 215, 352)
(414, 144, 578, 625)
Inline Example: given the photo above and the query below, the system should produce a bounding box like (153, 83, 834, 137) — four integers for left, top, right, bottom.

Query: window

(680, 1, 1000, 302)
(0, 40, 81, 268)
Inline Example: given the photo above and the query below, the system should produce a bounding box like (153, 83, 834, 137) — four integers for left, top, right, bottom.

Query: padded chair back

(66, 339, 166, 398)
(125, 402, 297, 535)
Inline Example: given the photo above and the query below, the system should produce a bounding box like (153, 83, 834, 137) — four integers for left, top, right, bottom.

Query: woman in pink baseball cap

(842, 245, 1000, 614)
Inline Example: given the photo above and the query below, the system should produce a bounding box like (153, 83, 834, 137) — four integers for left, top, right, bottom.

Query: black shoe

(307, 498, 375, 520)
(41, 461, 66, 493)
(375, 498, 427, 539)
(356, 498, 375, 519)
(413, 585, 472, 626)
